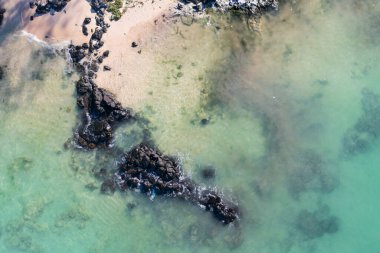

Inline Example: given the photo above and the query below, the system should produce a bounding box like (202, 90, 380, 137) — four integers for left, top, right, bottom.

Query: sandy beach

(1, 0, 177, 107)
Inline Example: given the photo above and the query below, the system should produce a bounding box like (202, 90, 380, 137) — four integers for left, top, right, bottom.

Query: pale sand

(1, 0, 178, 108)
(95, 0, 177, 108)
(1, 0, 95, 44)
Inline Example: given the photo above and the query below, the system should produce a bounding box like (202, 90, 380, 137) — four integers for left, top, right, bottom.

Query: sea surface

(0, 0, 380, 252)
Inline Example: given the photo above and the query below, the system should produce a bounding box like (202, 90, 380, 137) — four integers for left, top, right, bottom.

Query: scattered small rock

(83, 17, 91, 25)
(103, 65, 111, 71)
(131, 42, 138, 48)
(102, 50, 110, 57)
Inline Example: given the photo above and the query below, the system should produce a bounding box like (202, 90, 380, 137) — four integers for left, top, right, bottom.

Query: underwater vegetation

(342, 88, 380, 155)
(295, 205, 339, 240)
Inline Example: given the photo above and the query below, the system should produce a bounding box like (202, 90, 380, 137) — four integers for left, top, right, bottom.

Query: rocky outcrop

(30, 0, 70, 15)
(177, 0, 278, 16)
(116, 144, 239, 224)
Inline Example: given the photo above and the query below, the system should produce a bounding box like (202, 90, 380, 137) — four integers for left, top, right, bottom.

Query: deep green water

(1, 0, 380, 252)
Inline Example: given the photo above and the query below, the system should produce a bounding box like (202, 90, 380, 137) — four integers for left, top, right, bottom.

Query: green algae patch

(107, 0, 124, 21)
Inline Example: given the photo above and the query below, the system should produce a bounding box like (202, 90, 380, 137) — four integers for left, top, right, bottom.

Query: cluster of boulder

(116, 144, 239, 224)
(63, 3, 133, 149)
(29, 0, 70, 15)
(74, 75, 134, 149)
(0, 7, 5, 26)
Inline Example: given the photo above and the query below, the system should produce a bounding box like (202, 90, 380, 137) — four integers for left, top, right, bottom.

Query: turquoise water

(1, 0, 380, 252)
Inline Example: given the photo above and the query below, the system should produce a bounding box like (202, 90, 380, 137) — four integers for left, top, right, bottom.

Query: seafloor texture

(0, 0, 380, 253)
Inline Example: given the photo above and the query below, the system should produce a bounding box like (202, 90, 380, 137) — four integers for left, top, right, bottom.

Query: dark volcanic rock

(102, 50, 110, 57)
(103, 65, 111, 71)
(83, 17, 91, 25)
(33, 0, 69, 15)
(116, 144, 239, 224)
(89, 0, 108, 15)
(0, 8, 5, 27)
(131, 42, 138, 48)
(82, 25, 89, 36)
(75, 84, 134, 148)
(68, 44, 87, 63)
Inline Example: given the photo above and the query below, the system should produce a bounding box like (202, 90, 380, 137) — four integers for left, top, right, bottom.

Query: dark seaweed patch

(288, 151, 338, 199)
(342, 88, 380, 155)
(295, 205, 339, 239)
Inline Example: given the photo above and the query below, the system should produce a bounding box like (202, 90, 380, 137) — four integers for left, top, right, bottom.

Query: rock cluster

(177, 0, 278, 16)
(75, 76, 134, 148)
(0, 8, 5, 26)
(30, 0, 70, 15)
(116, 144, 239, 224)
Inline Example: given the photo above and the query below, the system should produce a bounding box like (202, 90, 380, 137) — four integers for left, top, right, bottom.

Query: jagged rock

(91, 28, 103, 41)
(89, 0, 108, 15)
(68, 44, 87, 63)
(33, 0, 69, 15)
(131, 42, 138, 48)
(90, 62, 99, 72)
(82, 43, 89, 49)
(116, 144, 239, 224)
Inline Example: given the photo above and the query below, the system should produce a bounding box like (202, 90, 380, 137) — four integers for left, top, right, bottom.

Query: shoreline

(0, 0, 278, 225)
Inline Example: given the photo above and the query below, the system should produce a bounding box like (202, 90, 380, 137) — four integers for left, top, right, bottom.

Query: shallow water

(1, 0, 380, 252)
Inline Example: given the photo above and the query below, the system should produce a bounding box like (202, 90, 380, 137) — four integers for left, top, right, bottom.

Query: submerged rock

(116, 144, 239, 224)
(200, 165, 216, 179)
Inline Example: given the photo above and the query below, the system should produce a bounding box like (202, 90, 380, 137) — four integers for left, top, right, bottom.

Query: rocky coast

(15, 0, 280, 224)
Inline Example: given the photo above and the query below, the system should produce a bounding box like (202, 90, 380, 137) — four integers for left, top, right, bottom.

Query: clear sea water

(1, 0, 380, 252)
